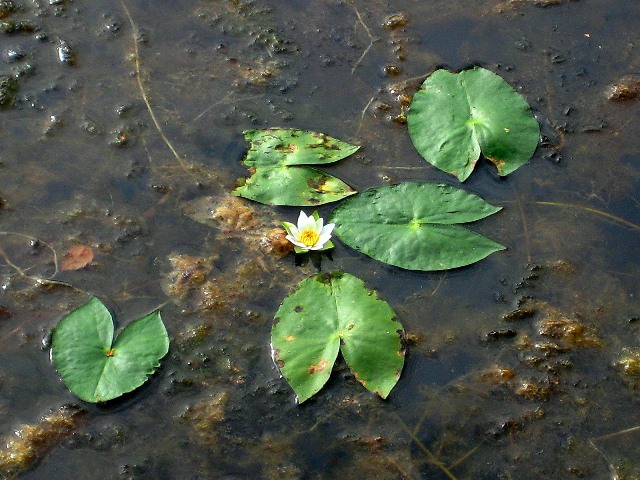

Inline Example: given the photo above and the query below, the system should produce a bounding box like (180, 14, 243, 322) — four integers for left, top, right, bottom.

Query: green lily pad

(242, 128, 360, 167)
(272, 272, 404, 403)
(233, 165, 356, 206)
(407, 67, 539, 181)
(330, 182, 505, 271)
(233, 128, 358, 206)
(51, 298, 169, 403)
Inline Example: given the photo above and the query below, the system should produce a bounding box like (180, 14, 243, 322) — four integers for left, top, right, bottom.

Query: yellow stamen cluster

(299, 229, 320, 247)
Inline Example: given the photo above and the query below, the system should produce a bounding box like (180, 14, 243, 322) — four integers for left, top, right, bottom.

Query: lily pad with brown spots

(271, 272, 404, 403)
(233, 128, 358, 206)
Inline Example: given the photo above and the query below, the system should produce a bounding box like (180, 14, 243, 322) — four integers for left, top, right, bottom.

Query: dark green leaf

(233, 128, 359, 206)
(242, 128, 360, 167)
(272, 272, 404, 403)
(330, 182, 504, 271)
(51, 298, 169, 403)
(407, 67, 539, 181)
(233, 165, 356, 206)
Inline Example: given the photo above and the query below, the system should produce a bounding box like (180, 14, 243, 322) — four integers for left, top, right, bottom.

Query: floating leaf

(233, 166, 355, 206)
(233, 128, 358, 206)
(51, 298, 169, 403)
(272, 272, 404, 403)
(242, 128, 360, 167)
(330, 182, 504, 271)
(60, 244, 94, 271)
(407, 67, 539, 181)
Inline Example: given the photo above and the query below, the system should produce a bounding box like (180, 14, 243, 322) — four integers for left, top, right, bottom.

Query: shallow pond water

(1, 0, 640, 478)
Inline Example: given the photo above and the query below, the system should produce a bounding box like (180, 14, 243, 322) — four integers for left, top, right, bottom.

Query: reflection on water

(1, 0, 640, 478)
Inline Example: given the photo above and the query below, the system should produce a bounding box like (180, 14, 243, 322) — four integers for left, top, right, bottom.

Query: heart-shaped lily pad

(51, 298, 169, 403)
(407, 67, 539, 181)
(272, 272, 404, 403)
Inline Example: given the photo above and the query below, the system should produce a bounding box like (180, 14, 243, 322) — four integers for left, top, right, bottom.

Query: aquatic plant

(233, 128, 359, 206)
(51, 298, 169, 403)
(407, 66, 539, 181)
(330, 182, 504, 270)
(282, 210, 335, 253)
(271, 272, 404, 403)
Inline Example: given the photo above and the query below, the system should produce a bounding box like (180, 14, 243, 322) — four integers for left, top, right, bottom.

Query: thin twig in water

(120, 0, 197, 180)
(191, 94, 263, 124)
(355, 96, 374, 136)
(588, 439, 620, 479)
(394, 414, 459, 480)
(431, 273, 447, 296)
(593, 424, 640, 442)
(512, 184, 532, 264)
(0, 232, 89, 296)
(350, 3, 375, 74)
(533, 201, 640, 233)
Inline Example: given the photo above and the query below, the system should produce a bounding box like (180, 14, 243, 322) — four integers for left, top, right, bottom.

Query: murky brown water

(2, 0, 640, 478)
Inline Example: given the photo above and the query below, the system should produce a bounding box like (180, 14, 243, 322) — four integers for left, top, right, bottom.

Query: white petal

(301, 214, 317, 233)
(320, 223, 335, 237)
(286, 235, 309, 250)
(282, 221, 296, 236)
(314, 233, 332, 249)
(296, 210, 309, 227)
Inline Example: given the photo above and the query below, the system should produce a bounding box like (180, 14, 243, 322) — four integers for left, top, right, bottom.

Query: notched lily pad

(407, 67, 539, 181)
(233, 128, 358, 206)
(331, 182, 504, 271)
(242, 128, 360, 167)
(51, 298, 169, 403)
(234, 166, 355, 206)
(271, 271, 404, 403)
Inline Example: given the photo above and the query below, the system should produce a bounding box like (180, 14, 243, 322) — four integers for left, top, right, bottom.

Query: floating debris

(0, 20, 37, 34)
(0, 1, 17, 19)
(606, 76, 640, 102)
(163, 254, 215, 300)
(515, 379, 553, 401)
(0, 74, 17, 107)
(261, 228, 294, 258)
(0, 405, 85, 479)
(0, 305, 12, 319)
(503, 307, 537, 322)
(383, 13, 408, 30)
(56, 39, 75, 65)
(181, 391, 228, 445)
(480, 366, 516, 384)
(538, 316, 602, 347)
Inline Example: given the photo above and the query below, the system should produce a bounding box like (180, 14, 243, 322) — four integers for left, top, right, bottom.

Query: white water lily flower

(282, 210, 335, 253)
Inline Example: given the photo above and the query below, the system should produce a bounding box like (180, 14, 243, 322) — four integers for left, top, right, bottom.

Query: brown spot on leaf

(60, 245, 94, 271)
(105, 349, 115, 357)
(488, 157, 507, 173)
(307, 359, 328, 374)
(353, 371, 366, 386)
(284, 335, 295, 341)
(294, 305, 303, 313)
